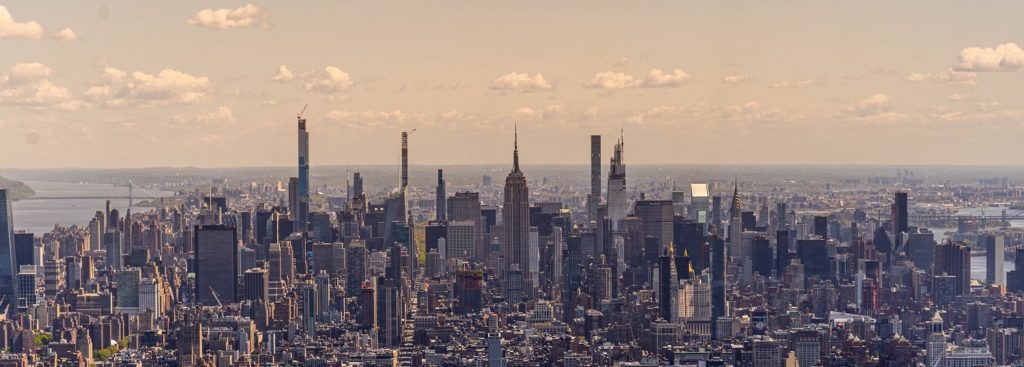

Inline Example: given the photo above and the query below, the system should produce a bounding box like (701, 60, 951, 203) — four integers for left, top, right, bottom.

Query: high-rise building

(243, 268, 269, 304)
(982, 234, 1005, 287)
(448, 192, 483, 260)
(194, 225, 239, 306)
(115, 267, 141, 313)
(13, 233, 32, 269)
(376, 278, 402, 347)
(300, 280, 317, 335)
(502, 127, 531, 288)
(635, 200, 673, 253)
(351, 172, 363, 200)
(607, 133, 626, 232)
(104, 230, 124, 270)
(710, 234, 728, 339)
(589, 135, 601, 223)
(15, 266, 36, 312)
(0, 190, 17, 308)
(296, 111, 311, 231)
(659, 247, 679, 322)
(935, 241, 971, 296)
(431, 168, 445, 221)
(446, 220, 477, 261)
(893, 192, 908, 235)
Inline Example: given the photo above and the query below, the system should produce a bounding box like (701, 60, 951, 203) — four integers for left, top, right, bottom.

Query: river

(925, 206, 1022, 281)
(11, 180, 174, 235)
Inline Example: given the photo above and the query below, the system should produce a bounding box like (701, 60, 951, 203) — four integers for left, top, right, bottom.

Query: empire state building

(502, 127, 530, 284)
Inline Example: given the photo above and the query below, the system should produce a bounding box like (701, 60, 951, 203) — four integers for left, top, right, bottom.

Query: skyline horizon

(2, 2, 1023, 168)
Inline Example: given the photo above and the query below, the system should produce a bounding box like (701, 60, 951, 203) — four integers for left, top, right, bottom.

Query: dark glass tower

(297, 113, 310, 231)
(0, 190, 14, 311)
(710, 234, 727, 339)
(589, 135, 601, 223)
(893, 192, 908, 235)
(436, 169, 446, 221)
(194, 224, 239, 306)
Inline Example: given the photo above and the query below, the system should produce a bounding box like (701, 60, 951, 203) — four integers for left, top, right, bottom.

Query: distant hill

(0, 177, 34, 200)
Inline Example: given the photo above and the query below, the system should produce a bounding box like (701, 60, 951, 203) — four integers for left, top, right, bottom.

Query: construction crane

(297, 104, 308, 120)
(209, 286, 223, 308)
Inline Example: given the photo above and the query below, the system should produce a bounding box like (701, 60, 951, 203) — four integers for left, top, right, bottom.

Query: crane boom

(297, 104, 308, 119)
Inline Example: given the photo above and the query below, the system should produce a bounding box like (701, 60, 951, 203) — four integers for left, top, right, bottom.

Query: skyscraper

(710, 234, 728, 339)
(503, 126, 531, 289)
(352, 172, 363, 200)
(436, 169, 446, 221)
(0, 189, 15, 309)
(607, 132, 626, 232)
(589, 135, 601, 223)
(297, 111, 311, 231)
(194, 225, 239, 306)
(447, 192, 483, 260)
(982, 234, 1005, 287)
(893, 192, 908, 235)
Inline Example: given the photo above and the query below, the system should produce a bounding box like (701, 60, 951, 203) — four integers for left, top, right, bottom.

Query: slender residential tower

(436, 169, 446, 221)
(589, 135, 601, 224)
(607, 131, 626, 232)
(502, 126, 531, 283)
(296, 111, 310, 231)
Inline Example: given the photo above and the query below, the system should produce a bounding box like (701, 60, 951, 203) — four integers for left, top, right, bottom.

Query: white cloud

(641, 68, 692, 87)
(904, 68, 977, 85)
(86, 67, 212, 107)
(490, 72, 552, 92)
(838, 94, 912, 126)
(187, 4, 270, 30)
(0, 62, 82, 109)
(0, 5, 44, 39)
(513, 104, 563, 119)
(584, 71, 640, 89)
(722, 74, 755, 84)
(270, 65, 294, 82)
(770, 79, 824, 88)
(54, 28, 77, 41)
(585, 68, 693, 89)
(303, 66, 353, 93)
(954, 43, 1024, 72)
(3, 62, 52, 83)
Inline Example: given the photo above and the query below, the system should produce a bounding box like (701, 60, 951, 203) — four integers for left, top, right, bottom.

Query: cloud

(513, 104, 563, 119)
(54, 28, 77, 41)
(584, 71, 639, 89)
(770, 79, 824, 88)
(585, 68, 693, 89)
(490, 72, 552, 92)
(86, 67, 212, 107)
(627, 101, 783, 127)
(641, 68, 692, 87)
(3, 62, 52, 83)
(0, 62, 78, 109)
(187, 4, 270, 30)
(845, 93, 896, 117)
(722, 74, 755, 84)
(270, 65, 294, 82)
(0, 5, 44, 39)
(904, 68, 977, 85)
(954, 43, 1024, 72)
(303, 66, 353, 93)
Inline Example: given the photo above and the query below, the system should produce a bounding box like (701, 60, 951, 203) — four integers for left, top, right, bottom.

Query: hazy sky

(1, 1, 1023, 168)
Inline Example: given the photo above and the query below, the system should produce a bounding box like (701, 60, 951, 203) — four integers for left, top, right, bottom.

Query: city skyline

(1, 1, 1023, 168)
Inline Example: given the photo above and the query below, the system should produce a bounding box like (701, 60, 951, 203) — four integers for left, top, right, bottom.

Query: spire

(512, 123, 520, 172)
(730, 177, 741, 218)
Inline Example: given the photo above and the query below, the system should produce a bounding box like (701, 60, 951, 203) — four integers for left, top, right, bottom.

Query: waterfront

(11, 180, 173, 235)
